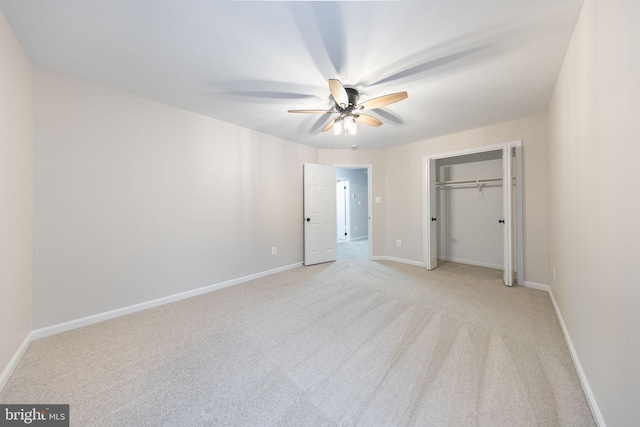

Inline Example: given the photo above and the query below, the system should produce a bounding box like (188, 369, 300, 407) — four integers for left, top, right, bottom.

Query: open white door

(502, 147, 514, 286)
(514, 145, 524, 286)
(304, 163, 337, 265)
(426, 158, 438, 270)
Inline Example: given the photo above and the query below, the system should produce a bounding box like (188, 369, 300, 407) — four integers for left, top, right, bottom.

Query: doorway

(335, 165, 372, 260)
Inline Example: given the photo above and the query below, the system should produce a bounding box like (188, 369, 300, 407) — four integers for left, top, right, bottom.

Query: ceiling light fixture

(333, 112, 357, 136)
(333, 117, 343, 136)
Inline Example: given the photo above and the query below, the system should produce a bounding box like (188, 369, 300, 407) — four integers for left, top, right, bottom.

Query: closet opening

(423, 142, 523, 286)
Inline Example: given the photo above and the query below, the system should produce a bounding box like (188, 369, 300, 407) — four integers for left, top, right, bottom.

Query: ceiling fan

(288, 79, 408, 135)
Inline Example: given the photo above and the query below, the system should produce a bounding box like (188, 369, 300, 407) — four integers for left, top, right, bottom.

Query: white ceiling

(0, 0, 584, 149)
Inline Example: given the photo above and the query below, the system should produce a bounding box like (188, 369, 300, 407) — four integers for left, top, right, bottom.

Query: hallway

(337, 239, 369, 260)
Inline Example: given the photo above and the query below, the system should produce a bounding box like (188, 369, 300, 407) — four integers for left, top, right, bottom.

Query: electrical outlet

(272, 247, 277, 255)
(396, 240, 401, 247)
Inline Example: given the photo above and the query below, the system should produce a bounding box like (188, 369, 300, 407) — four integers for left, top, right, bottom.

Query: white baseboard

(372, 256, 425, 267)
(0, 331, 33, 393)
(548, 288, 606, 427)
(350, 236, 368, 242)
(32, 262, 302, 340)
(438, 256, 502, 270)
(521, 281, 550, 292)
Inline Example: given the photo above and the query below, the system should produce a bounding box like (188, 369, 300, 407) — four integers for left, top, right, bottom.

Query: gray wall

(437, 156, 503, 268)
(0, 10, 33, 382)
(33, 68, 317, 328)
(547, 0, 640, 424)
(336, 168, 369, 240)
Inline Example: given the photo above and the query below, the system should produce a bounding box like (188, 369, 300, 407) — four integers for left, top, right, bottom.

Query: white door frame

(422, 141, 523, 285)
(336, 180, 350, 242)
(334, 164, 373, 259)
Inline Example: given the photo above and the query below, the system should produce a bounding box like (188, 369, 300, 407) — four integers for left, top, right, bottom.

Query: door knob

(431, 217, 437, 222)
(499, 219, 505, 224)
(306, 218, 311, 222)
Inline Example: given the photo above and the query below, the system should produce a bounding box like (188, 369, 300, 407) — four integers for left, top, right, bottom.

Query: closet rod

(436, 177, 503, 186)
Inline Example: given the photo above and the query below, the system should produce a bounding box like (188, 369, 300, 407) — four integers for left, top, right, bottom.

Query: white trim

(422, 156, 429, 269)
(32, 262, 302, 340)
(0, 332, 33, 393)
(427, 140, 523, 160)
(547, 288, 606, 427)
(438, 256, 503, 270)
(349, 236, 368, 242)
(372, 256, 425, 267)
(521, 281, 550, 292)
(336, 179, 350, 243)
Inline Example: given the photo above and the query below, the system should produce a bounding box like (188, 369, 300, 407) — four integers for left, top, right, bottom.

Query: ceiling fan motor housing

(343, 87, 359, 109)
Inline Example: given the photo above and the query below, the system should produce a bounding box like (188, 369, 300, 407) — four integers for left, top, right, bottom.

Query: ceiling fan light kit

(288, 79, 408, 138)
(334, 113, 357, 136)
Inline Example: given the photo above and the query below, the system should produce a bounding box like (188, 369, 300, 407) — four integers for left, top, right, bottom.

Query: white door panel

(502, 147, 514, 286)
(426, 158, 438, 270)
(304, 163, 337, 265)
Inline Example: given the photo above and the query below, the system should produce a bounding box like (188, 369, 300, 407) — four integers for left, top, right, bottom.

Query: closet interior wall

(436, 150, 511, 270)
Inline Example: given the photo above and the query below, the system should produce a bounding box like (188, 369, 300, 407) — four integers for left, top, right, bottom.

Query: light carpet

(337, 239, 369, 260)
(0, 259, 595, 426)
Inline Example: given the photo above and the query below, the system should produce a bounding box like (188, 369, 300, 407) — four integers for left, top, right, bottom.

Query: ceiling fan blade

(354, 114, 383, 127)
(328, 79, 349, 108)
(357, 91, 408, 110)
(322, 119, 336, 132)
(288, 109, 334, 114)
